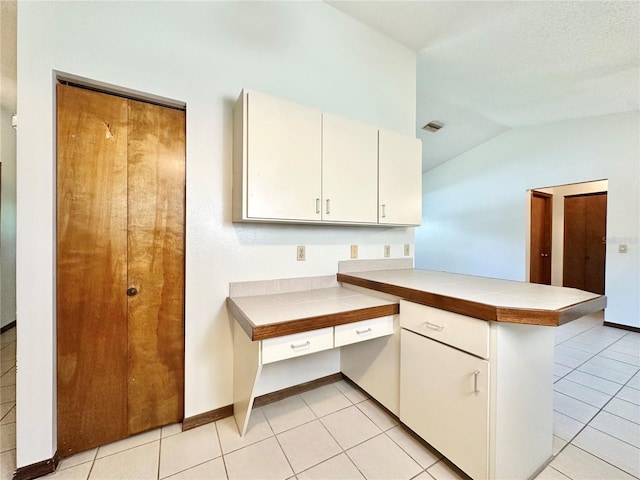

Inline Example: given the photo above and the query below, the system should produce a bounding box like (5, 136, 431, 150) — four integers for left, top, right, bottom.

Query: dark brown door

(563, 192, 607, 294)
(530, 191, 552, 284)
(57, 84, 185, 456)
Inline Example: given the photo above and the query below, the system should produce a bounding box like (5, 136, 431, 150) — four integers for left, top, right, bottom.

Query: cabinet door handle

(356, 327, 372, 335)
(424, 321, 445, 331)
(326, 199, 331, 215)
(381, 204, 386, 218)
(315, 198, 320, 214)
(291, 341, 311, 350)
(473, 370, 480, 394)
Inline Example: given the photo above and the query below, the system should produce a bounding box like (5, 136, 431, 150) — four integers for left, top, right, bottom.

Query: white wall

(16, 1, 416, 467)
(416, 112, 639, 328)
(0, 0, 17, 330)
(535, 180, 608, 287)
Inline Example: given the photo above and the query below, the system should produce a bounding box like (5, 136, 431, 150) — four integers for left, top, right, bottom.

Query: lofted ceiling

(327, 1, 640, 171)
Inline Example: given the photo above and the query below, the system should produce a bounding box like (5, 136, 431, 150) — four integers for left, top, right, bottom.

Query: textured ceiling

(328, 1, 640, 171)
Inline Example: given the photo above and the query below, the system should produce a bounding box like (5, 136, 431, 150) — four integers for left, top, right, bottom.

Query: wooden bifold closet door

(56, 84, 185, 456)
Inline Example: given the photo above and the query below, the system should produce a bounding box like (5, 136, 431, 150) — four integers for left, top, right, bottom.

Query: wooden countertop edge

(226, 297, 399, 341)
(337, 273, 607, 327)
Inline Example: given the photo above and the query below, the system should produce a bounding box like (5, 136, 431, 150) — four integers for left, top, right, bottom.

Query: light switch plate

(297, 245, 306, 261)
(384, 245, 391, 258)
(350, 245, 358, 259)
(404, 244, 410, 256)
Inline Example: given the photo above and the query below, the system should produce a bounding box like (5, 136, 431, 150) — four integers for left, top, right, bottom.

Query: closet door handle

(127, 287, 138, 297)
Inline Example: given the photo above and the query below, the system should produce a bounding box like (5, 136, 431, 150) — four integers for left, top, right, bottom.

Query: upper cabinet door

(322, 113, 378, 224)
(378, 129, 422, 226)
(246, 91, 322, 221)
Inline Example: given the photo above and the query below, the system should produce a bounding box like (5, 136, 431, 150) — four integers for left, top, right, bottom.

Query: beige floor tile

(347, 434, 422, 480)
(159, 422, 221, 479)
(224, 437, 293, 480)
(277, 420, 341, 473)
(165, 457, 227, 479)
(553, 379, 612, 408)
(551, 444, 636, 480)
(262, 396, 317, 434)
(552, 364, 571, 378)
(386, 426, 440, 469)
(578, 358, 637, 385)
(616, 386, 640, 405)
(572, 426, 640, 477)
(589, 410, 640, 448)
(553, 392, 599, 424)
(552, 435, 567, 456)
(0, 405, 14, 424)
(90, 441, 159, 480)
(334, 381, 368, 404)
(0, 423, 15, 453)
(0, 369, 15, 388)
(629, 372, 640, 390)
(600, 349, 640, 367)
(561, 338, 608, 354)
(0, 385, 15, 405)
(410, 472, 432, 480)
(356, 400, 398, 431)
(603, 398, 640, 424)
(425, 459, 469, 480)
(42, 462, 92, 480)
(0, 450, 15, 480)
(533, 466, 571, 479)
(0, 361, 14, 377)
(297, 453, 364, 480)
(217, 408, 273, 454)
(320, 405, 380, 450)
(96, 428, 161, 459)
(564, 370, 623, 395)
(161, 423, 183, 439)
(300, 384, 351, 418)
(553, 408, 585, 442)
(58, 448, 97, 471)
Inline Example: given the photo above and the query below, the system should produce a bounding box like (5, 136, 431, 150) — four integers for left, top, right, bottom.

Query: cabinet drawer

(261, 327, 333, 364)
(335, 316, 394, 347)
(400, 300, 490, 358)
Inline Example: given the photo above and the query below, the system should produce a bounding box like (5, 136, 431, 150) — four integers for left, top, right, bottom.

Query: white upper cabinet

(237, 90, 322, 222)
(232, 89, 422, 226)
(322, 113, 378, 224)
(378, 129, 422, 226)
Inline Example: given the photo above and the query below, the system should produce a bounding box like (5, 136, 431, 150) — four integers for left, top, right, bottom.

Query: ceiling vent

(422, 121, 443, 133)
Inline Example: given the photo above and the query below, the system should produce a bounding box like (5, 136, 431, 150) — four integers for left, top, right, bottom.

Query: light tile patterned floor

(0, 311, 638, 480)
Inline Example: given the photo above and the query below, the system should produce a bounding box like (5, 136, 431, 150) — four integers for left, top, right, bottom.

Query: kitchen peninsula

(227, 263, 605, 480)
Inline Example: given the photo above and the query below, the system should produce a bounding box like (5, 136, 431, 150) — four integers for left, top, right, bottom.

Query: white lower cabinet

(400, 329, 489, 480)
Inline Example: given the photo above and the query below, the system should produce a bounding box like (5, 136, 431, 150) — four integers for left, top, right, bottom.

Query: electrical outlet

(297, 245, 306, 261)
(350, 245, 358, 259)
(384, 245, 391, 258)
(404, 244, 410, 256)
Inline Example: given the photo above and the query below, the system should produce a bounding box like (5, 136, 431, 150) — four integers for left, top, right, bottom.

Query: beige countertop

(337, 268, 606, 327)
(227, 286, 399, 340)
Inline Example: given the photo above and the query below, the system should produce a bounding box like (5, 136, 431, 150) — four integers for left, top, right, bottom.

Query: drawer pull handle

(473, 370, 480, 394)
(290, 341, 311, 350)
(424, 321, 445, 331)
(356, 328, 372, 335)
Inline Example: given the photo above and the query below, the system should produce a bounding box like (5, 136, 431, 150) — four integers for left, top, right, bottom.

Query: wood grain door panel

(563, 193, 607, 294)
(127, 100, 185, 434)
(530, 191, 552, 285)
(56, 84, 129, 455)
(57, 84, 185, 455)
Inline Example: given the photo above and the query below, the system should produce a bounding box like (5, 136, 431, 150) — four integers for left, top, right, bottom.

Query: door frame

(529, 190, 552, 284)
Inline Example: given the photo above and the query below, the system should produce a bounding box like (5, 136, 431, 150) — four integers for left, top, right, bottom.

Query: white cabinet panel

(334, 315, 394, 347)
(322, 113, 378, 223)
(246, 91, 322, 221)
(400, 329, 489, 480)
(400, 300, 490, 359)
(378, 129, 422, 226)
(261, 327, 333, 364)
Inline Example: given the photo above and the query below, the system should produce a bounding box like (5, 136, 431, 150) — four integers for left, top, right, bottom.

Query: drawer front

(261, 327, 333, 364)
(334, 316, 394, 347)
(400, 300, 490, 358)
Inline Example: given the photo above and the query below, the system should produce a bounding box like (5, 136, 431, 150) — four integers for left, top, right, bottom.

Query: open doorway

(527, 180, 608, 294)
